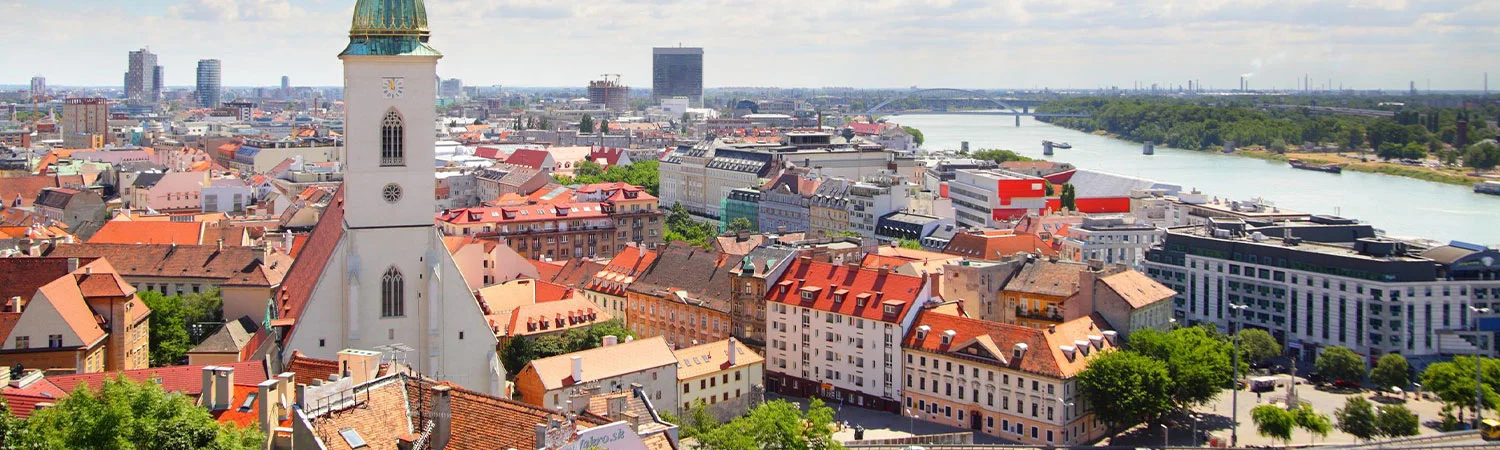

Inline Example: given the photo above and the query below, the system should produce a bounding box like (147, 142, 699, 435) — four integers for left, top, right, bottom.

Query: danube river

(891, 114, 1500, 244)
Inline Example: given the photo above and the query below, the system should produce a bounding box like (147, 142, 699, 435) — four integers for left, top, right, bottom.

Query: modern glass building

(652, 47, 703, 106)
(196, 59, 222, 108)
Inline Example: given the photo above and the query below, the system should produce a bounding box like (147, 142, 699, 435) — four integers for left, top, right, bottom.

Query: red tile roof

(474, 147, 507, 161)
(943, 231, 1057, 260)
(88, 220, 205, 245)
(46, 244, 281, 287)
(437, 202, 612, 225)
(285, 351, 341, 384)
(209, 384, 293, 429)
(274, 188, 344, 334)
(0, 257, 96, 304)
(504, 149, 550, 170)
(765, 258, 928, 323)
(46, 360, 269, 398)
(0, 175, 75, 208)
(582, 245, 659, 296)
(1, 393, 54, 419)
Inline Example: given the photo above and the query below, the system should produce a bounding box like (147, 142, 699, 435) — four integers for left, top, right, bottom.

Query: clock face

(382, 78, 405, 99)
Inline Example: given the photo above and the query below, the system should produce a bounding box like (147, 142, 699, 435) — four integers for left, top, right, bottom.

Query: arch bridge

(863, 88, 1089, 125)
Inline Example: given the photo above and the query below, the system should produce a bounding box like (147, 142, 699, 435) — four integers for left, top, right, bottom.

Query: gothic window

(381, 109, 405, 166)
(381, 266, 405, 317)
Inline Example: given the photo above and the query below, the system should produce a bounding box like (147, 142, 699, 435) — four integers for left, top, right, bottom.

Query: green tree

(1370, 353, 1411, 391)
(1128, 327, 1235, 408)
(1236, 328, 1280, 366)
(1059, 184, 1077, 211)
(1316, 346, 1366, 384)
(680, 113, 692, 134)
(1334, 396, 1380, 442)
(501, 320, 635, 375)
(1043, 180, 1054, 196)
(1420, 356, 1500, 423)
(1375, 404, 1419, 438)
(969, 149, 1032, 163)
(666, 202, 718, 249)
(1252, 405, 1295, 446)
(896, 238, 923, 250)
(692, 399, 842, 450)
(1292, 403, 1332, 445)
(598, 118, 610, 134)
(1269, 138, 1288, 154)
(139, 290, 191, 367)
(1076, 350, 1174, 431)
(182, 288, 225, 340)
(1464, 142, 1500, 171)
(902, 126, 925, 146)
(660, 401, 719, 440)
(17, 376, 263, 449)
(579, 114, 594, 134)
(560, 319, 636, 351)
(1344, 126, 1366, 151)
(726, 217, 754, 233)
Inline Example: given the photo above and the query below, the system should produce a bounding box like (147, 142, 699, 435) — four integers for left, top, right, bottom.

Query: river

(890, 114, 1500, 245)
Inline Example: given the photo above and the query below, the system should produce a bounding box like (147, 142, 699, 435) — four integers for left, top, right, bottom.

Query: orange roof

(210, 384, 293, 429)
(943, 231, 1057, 260)
(904, 310, 1115, 379)
(582, 245, 659, 296)
(47, 360, 268, 398)
(1098, 271, 1176, 309)
(88, 220, 204, 245)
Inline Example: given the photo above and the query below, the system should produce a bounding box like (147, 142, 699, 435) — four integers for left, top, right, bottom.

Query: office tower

(196, 59, 222, 108)
(62, 98, 109, 148)
(652, 47, 703, 106)
(29, 77, 45, 100)
(281, 75, 291, 97)
(125, 48, 161, 104)
(441, 78, 463, 98)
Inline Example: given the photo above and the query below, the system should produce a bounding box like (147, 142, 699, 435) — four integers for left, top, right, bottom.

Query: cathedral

(265, 0, 504, 394)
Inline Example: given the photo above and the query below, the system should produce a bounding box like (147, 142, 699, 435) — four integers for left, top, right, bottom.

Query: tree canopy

(1419, 356, 1500, 419)
(1236, 328, 1280, 366)
(579, 114, 594, 134)
(1370, 353, 1411, 391)
(1464, 142, 1500, 171)
(726, 217, 754, 233)
(1291, 403, 1332, 445)
(1251, 404, 1295, 446)
(1315, 346, 1367, 384)
(1075, 350, 1174, 431)
(1059, 183, 1076, 211)
(139, 289, 224, 367)
(499, 319, 637, 375)
(687, 399, 842, 450)
(14, 376, 263, 449)
(968, 149, 1032, 163)
(1375, 404, 1419, 438)
(552, 159, 660, 196)
(1334, 396, 1379, 442)
(1127, 327, 1235, 408)
(902, 126, 925, 146)
(664, 202, 720, 249)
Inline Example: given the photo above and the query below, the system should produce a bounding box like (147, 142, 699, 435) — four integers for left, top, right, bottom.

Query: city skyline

(2, 0, 1498, 91)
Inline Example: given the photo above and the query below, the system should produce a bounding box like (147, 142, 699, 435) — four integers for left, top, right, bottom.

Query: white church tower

(276, 0, 503, 395)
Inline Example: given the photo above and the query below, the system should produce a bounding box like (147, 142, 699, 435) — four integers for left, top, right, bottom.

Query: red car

(1332, 379, 1361, 390)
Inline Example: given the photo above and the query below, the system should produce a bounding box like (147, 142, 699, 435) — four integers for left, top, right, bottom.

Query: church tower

(340, 0, 440, 228)
(272, 0, 502, 394)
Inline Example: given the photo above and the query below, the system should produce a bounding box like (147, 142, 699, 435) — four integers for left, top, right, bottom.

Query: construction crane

(600, 74, 621, 85)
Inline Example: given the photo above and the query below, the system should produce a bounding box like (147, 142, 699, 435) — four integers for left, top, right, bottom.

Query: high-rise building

(281, 75, 291, 97)
(440, 78, 463, 98)
(62, 98, 109, 148)
(125, 48, 161, 104)
(28, 76, 45, 100)
(587, 76, 629, 111)
(196, 59, 222, 108)
(652, 47, 703, 106)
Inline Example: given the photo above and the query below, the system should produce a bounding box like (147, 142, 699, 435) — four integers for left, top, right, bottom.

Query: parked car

(1333, 379, 1361, 390)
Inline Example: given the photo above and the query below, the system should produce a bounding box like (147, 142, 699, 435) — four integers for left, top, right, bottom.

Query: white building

(1057, 215, 1163, 270)
(268, 3, 505, 395)
(1130, 189, 1309, 230)
(200, 178, 254, 214)
(947, 169, 1049, 229)
(764, 258, 933, 413)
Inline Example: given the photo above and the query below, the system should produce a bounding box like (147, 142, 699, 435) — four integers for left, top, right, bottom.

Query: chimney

(200, 365, 218, 408)
(257, 379, 279, 443)
(432, 385, 453, 450)
(337, 349, 381, 385)
(276, 372, 294, 420)
(571, 356, 583, 382)
(727, 339, 738, 366)
(535, 424, 548, 450)
(603, 335, 618, 347)
(8, 297, 21, 313)
(213, 366, 234, 411)
(216, 238, 224, 252)
(66, 257, 79, 272)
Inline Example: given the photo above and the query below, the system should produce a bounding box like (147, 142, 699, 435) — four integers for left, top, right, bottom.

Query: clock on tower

(382, 78, 405, 99)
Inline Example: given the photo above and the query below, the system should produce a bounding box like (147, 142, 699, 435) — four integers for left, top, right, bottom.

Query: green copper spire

(340, 0, 441, 57)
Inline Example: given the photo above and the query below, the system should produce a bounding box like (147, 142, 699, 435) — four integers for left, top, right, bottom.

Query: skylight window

(238, 392, 258, 412)
(339, 428, 367, 448)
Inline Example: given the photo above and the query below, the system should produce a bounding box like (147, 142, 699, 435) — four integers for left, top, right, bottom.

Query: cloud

(168, 0, 300, 22)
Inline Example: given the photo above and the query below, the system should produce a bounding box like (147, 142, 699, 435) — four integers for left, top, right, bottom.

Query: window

(381, 109, 406, 166)
(14, 336, 27, 349)
(381, 266, 405, 317)
(48, 334, 62, 348)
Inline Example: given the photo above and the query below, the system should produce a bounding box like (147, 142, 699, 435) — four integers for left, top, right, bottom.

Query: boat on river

(1477, 181, 1500, 196)
(1288, 159, 1343, 174)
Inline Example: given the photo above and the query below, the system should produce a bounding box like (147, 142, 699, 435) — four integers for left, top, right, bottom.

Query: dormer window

(883, 304, 898, 315)
(915, 325, 930, 341)
(1012, 343, 1029, 360)
(941, 330, 956, 346)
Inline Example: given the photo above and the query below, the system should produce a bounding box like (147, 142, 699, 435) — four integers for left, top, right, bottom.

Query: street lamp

(1160, 423, 1169, 450)
(1192, 416, 1202, 447)
(1228, 302, 1250, 448)
(1469, 306, 1491, 429)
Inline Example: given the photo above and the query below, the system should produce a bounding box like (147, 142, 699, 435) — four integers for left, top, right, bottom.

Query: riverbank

(1083, 130, 1488, 186)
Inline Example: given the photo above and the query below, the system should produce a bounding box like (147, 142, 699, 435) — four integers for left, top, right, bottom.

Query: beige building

(0, 257, 150, 374)
(581, 245, 658, 325)
(674, 338, 764, 420)
(513, 336, 678, 413)
(47, 243, 289, 326)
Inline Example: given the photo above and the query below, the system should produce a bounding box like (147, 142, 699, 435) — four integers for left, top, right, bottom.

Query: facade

(674, 338, 764, 419)
(625, 242, 734, 349)
(659, 142, 774, 219)
(513, 336, 678, 413)
(437, 183, 662, 261)
(764, 258, 933, 413)
(949, 169, 1049, 228)
(61, 98, 109, 149)
(902, 311, 1115, 447)
(1130, 189, 1308, 229)
(201, 179, 254, 214)
(720, 188, 761, 233)
(196, 59, 222, 108)
(125, 48, 162, 105)
(1066, 268, 1175, 339)
(1003, 258, 1089, 329)
(1057, 215, 1162, 270)
(29, 76, 45, 100)
(474, 164, 548, 201)
(652, 47, 704, 106)
(581, 244, 659, 325)
(757, 169, 819, 233)
(807, 178, 852, 239)
(269, 1, 506, 396)
(227, 137, 343, 173)
(727, 245, 797, 349)
(1145, 217, 1500, 362)
(47, 243, 286, 327)
(0, 258, 150, 374)
(939, 259, 1025, 324)
(33, 187, 108, 240)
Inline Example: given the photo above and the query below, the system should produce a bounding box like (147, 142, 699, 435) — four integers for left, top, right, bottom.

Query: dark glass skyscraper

(125, 48, 161, 105)
(652, 47, 703, 106)
(196, 59, 222, 108)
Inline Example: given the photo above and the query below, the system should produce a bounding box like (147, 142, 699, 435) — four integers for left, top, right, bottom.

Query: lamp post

(1469, 306, 1491, 429)
(1160, 423, 1169, 449)
(1192, 416, 1202, 447)
(1228, 303, 1250, 448)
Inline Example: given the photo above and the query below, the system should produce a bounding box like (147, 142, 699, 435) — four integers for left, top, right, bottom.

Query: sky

(3, 0, 1498, 91)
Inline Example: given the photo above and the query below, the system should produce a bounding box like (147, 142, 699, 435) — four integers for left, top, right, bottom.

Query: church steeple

(341, 0, 440, 57)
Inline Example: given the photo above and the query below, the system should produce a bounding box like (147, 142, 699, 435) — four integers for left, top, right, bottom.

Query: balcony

(1015, 307, 1063, 322)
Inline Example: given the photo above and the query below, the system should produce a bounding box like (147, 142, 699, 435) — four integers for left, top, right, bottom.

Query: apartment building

(948, 169, 1049, 229)
(436, 183, 663, 261)
(674, 338, 764, 420)
(0, 258, 150, 373)
(1056, 214, 1163, 270)
(581, 244, 659, 325)
(625, 242, 734, 348)
(513, 336, 678, 414)
(765, 257, 933, 412)
(901, 311, 1115, 447)
(1145, 217, 1500, 362)
(727, 245, 798, 349)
